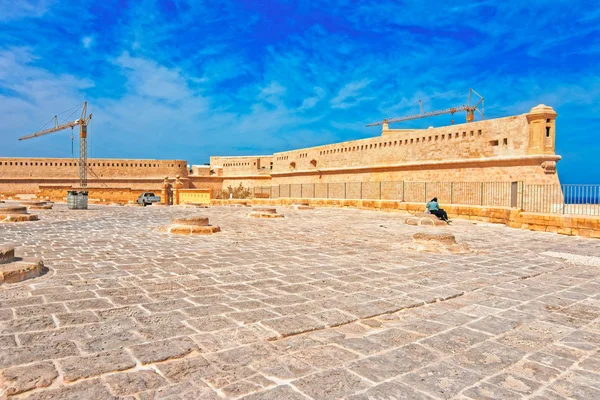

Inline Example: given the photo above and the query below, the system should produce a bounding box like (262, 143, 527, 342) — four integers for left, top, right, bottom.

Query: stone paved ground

(1, 204, 599, 399)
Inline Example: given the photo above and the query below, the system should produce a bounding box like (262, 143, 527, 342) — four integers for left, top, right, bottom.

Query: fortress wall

(271, 115, 530, 174)
(0, 158, 189, 194)
(210, 155, 273, 177)
(263, 107, 560, 190)
(188, 176, 224, 195)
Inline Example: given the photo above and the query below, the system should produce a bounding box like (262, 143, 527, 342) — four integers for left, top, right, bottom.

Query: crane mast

(366, 89, 484, 127)
(19, 102, 91, 187)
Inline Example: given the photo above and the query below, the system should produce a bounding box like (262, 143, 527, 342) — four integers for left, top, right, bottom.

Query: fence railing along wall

(252, 182, 600, 216)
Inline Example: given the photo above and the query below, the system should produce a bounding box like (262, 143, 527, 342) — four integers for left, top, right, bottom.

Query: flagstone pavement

(1, 204, 599, 399)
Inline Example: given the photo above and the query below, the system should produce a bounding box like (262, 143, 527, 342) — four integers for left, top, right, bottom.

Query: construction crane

(19, 102, 92, 187)
(366, 89, 484, 127)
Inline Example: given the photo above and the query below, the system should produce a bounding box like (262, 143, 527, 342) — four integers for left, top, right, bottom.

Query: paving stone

(421, 326, 491, 353)
(467, 315, 521, 335)
(186, 315, 239, 332)
(0, 334, 17, 348)
(400, 361, 482, 399)
(292, 368, 371, 400)
(26, 378, 119, 400)
(453, 341, 525, 375)
(130, 336, 198, 364)
(228, 309, 280, 323)
(507, 359, 561, 383)
(156, 356, 215, 382)
(56, 311, 100, 326)
(0, 341, 79, 368)
(13, 303, 68, 318)
(349, 343, 438, 382)
(79, 330, 143, 353)
(366, 327, 424, 348)
(240, 385, 309, 400)
(346, 380, 436, 400)
(462, 382, 522, 400)
(293, 344, 359, 369)
(0, 315, 55, 334)
(0, 361, 58, 396)
(221, 380, 263, 398)
(105, 369, 168, 396)
(17, 326, 89, 346)
(59, 349, 136, 382)
(252, 355, 316, 379)
(487, 372, 542, 395)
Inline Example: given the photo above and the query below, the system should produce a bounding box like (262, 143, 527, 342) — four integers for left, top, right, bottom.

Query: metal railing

(524, 184, 600, 216)
(252, 181, 516, 208)
(251, 181, 600, 216)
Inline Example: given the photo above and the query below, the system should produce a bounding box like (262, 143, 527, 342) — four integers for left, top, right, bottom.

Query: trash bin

(67, 191, 88, 210)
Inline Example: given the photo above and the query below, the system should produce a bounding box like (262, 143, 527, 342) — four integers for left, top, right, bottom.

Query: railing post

(344, 182, 347, 199)
(480, 182, 484, 206)
(450, 182, 454, 204)
(360, 182, 362, 199)
(300, 184, 303, 199)
(510, 181, 518, 208)
(402, 181, 405, 202)
(521, 181, 524, 210)
(327, 183, 329, 199)
(562, 184, 566, 214)
(424, 182, 427, 203)
(313, 183, 316, 199)
(379, 181, 382, 200)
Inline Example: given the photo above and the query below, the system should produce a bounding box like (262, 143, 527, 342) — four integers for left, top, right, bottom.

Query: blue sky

(0, 0, 598, 183)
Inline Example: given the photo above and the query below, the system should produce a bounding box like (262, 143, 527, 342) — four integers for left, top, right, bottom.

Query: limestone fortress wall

(212, 104, 561, 188)
(0, 105, 561, 198)
(0, 158, 189, 193)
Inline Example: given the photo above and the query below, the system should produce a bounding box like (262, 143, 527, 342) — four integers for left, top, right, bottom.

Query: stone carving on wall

(541, 161, 556, 174)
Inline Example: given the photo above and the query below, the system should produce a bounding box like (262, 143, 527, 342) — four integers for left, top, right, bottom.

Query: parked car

(137, 192, 161, 206)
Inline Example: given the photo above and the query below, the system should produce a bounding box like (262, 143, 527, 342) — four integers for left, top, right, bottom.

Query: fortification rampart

(209, 155, 273, 177)
(265, 105, 559, 186)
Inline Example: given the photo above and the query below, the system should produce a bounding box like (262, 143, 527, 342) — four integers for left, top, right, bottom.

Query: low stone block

(407, 232, 470, 254)
(289, 203, 314, 210)
(20, 201, 53, 210)
(0, 257, 47, 285)
(248, 207, 284, 218)
(0, 205, 39, 223)
(159, 215, 221, 235)
(0, 246, 15, 264)
(405, 214, 447, 227)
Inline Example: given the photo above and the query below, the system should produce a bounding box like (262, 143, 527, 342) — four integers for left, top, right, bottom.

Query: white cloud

(81, 36, 94, 49)
(0, 0, 54, 21)
(298, 87, 326, 111)
(330, 79, 372, 109)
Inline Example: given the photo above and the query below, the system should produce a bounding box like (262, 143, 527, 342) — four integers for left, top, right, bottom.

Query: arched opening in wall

(310, 159, 317, 168)
(289, 162, 296, 170)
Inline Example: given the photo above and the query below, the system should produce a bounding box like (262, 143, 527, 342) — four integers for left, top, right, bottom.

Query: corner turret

(526, 104, 557, 155)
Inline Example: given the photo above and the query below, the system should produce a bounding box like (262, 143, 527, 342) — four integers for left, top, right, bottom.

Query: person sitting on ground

(426, 197, 450, 223)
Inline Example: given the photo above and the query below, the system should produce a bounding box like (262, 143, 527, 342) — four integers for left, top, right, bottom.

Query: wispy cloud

(0, 0, 54, 21)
